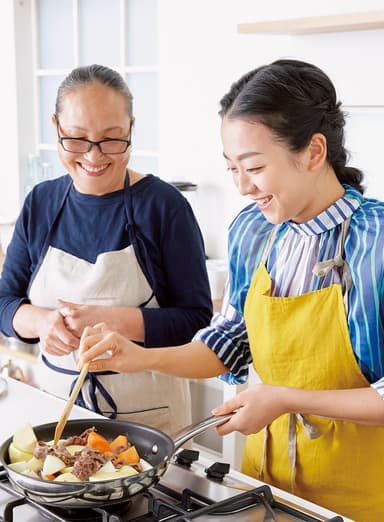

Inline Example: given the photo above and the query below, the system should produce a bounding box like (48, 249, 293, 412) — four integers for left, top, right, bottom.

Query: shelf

(237, 10, 384, 35)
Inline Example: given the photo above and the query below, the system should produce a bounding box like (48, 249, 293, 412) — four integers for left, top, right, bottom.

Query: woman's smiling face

(221, 117, 321, 225)
(54, 82, 132, 195)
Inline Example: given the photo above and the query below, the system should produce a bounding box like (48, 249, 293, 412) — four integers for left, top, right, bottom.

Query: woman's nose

(236, 170, 253, 195)
(84, 144, 105, 161)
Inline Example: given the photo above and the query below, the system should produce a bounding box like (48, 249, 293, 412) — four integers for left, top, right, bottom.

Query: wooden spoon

(53, 328, 91, 445)
(53, 361, 89, 445)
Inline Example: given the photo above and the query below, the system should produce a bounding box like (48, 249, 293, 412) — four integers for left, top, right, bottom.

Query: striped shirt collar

(287, 185, 361, 236)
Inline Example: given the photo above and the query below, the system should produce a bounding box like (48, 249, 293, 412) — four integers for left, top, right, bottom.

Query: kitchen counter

(0, 376, 103, 442)
(0, 377, 355, 521)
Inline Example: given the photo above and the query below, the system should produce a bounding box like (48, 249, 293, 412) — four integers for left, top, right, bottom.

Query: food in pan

(7, 423, 151, 482)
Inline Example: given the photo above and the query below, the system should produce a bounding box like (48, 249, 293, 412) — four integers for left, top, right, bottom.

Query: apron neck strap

(261, 225, 280, 265)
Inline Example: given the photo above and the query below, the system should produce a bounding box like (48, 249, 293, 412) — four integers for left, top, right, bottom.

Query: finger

(58, 306, 73, 318)
(212, 397, 240, 416)
(43, 338, 76, 356)
(92, 322, 109, 333)
(57, 324, 80, 349)
(79, 333, 113, 362)
(215, 418, 236, 436)
(87, 357, 117, 373)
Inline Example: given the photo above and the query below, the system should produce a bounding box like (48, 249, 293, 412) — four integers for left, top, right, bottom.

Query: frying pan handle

(172, 413, 234, 451)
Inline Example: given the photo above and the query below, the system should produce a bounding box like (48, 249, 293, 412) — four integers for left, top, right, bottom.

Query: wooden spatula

(53, 328, 91, 445)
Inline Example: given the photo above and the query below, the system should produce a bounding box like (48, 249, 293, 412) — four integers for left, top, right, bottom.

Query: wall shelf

(237, 10, 384, 35)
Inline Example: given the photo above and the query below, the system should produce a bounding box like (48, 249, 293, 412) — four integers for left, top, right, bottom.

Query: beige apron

(29, 178, 191, 435)
(242, 220, 384, 520)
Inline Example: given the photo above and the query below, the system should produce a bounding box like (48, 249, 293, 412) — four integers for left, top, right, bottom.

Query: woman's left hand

(212, 384, 289, 436)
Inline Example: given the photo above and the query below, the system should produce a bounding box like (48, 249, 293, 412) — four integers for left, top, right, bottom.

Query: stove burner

(40, 500, 133, 521)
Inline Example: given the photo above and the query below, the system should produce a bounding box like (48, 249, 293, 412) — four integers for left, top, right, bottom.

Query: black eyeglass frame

(56, 120, 132, 154)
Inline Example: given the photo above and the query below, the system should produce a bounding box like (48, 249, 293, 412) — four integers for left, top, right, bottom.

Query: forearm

(144, 340, 228, 378)
(102, 306, 144, 342)
(13, 303, 51, 339)
(286, 386, 384, 426)
(82, 332, 229, 378)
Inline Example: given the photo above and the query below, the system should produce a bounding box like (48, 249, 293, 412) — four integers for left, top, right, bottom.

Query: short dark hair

(219, 59, 364, 193)
(55, 64, 133, 117)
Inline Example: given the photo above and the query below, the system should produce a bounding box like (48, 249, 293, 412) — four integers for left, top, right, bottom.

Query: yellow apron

(242, 220, 384, 521)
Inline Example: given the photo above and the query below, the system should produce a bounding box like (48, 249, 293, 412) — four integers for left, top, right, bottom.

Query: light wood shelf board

(237, 10, 384, 35)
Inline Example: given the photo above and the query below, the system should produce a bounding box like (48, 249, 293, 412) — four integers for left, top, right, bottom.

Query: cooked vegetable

(8, 424, 149, 483)
(87, 431, 111, 454)
(110, 434, 128, 452)
(115, 445, 140, 465)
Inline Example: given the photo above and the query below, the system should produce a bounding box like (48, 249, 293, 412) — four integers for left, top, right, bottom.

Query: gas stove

(0, 449, 352, 521)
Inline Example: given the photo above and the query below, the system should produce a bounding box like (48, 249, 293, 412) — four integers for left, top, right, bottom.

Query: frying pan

(0, 415, 232, 508)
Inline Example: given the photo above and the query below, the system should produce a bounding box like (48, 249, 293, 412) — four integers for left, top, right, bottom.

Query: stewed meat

(33, 441, 77, 466)
(73, 447, 109, 481)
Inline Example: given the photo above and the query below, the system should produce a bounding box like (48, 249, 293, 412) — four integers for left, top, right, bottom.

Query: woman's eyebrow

(223, 151, 262, 161)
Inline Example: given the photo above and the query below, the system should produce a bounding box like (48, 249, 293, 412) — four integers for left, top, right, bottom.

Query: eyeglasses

(56, 121, 131, 154)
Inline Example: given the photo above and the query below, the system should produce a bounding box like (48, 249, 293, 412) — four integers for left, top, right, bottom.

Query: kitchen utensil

(53, 326, 91, 444)
(53, 361, 89, 445)
(0, 414, 232, 508)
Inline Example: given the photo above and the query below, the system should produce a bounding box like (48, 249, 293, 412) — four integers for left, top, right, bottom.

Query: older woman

(0, 64, 212, 434)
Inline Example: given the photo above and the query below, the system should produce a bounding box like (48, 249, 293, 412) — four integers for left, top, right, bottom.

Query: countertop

(0, 376, 103, 442)
(0, 377, 355, 521)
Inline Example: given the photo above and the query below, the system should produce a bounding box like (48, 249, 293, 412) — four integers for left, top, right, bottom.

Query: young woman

(0, 64, 212, 435)
(79, 60, 384, 521)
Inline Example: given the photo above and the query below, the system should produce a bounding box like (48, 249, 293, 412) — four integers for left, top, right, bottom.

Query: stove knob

(174, 449, 200, 467)
(205, 462, 230, 481)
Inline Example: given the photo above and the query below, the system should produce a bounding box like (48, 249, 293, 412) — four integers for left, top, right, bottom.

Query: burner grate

(0, 466, 344, 522)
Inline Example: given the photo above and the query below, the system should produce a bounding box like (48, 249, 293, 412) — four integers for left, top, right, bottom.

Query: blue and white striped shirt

(194, 185, 384, 398)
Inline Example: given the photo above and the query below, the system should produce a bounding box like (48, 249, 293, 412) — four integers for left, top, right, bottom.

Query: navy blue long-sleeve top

(0, 174, 212, 347)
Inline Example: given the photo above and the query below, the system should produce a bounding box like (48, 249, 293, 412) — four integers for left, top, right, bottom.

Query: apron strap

(42, 354, 118, 419)
(123, 171, 156, 307)
(261, 226, 280, 265)
(260, 414, 321, 493)
(312, 217, 352, 312)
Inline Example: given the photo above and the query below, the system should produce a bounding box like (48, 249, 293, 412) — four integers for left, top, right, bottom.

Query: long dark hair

(55, 64, 133, 118)
(219, 59, 364, 193)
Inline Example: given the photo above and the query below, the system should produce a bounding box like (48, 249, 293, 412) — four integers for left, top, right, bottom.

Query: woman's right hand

(37, 309, 80, 356)
(79, 324, 147, 373)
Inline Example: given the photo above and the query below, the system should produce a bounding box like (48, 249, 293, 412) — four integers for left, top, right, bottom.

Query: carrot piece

(87, 431, 111, 454)
(115, 445, 140, 465)
(104, 450, 115, 458)
(110, 434, 128, 452)
(45, 474, 56, 480)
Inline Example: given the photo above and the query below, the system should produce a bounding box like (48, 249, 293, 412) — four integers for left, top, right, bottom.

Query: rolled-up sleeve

(193, 282, 252, 384)
(371, 378, 384, 399)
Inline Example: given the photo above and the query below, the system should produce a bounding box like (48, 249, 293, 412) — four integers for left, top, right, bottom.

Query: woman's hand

(58, 300, 107, 338)
(212, 384, 289, 436)
(58, 300, 145, 342)
(79, 323, 148, 373)
(37, 309, 80, 356)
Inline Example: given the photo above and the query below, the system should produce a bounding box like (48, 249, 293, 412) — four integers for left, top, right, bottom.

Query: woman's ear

(51, 113, 57, 127)
(307, 133, 327, 171)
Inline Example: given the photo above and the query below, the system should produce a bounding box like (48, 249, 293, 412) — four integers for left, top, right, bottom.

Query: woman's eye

(227, 167, 238, 173)
(247, 167, 263, 172)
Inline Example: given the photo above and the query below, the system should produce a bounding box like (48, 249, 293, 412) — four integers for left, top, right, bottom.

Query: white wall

(158, 0, 384, 259)
(0, 0, 20, 221)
